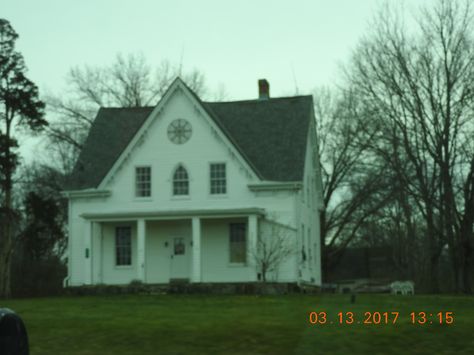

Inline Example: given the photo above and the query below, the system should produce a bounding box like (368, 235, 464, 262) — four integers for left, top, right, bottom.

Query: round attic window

(167, 119, 192, 144)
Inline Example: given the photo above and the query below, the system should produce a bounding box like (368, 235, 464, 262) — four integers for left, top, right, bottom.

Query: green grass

(2, 294, 473, 354)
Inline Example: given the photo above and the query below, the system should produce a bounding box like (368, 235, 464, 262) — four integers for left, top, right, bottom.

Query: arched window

(173, 165, 189, 195)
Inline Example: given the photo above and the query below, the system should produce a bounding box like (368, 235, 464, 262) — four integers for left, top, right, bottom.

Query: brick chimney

(258, 79, 270, 100)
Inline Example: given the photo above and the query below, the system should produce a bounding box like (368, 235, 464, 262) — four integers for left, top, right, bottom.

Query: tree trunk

(428, 254, 440, 294)
(459, 159, 474, 293)
(426, 209, 440, 293)
(461, 248, 472, 294)
(0, 208, 13, 298)
(0, 121, 13, 298)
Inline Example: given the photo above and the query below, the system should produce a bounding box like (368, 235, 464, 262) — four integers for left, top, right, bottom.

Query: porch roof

(81, 207, 265, 221)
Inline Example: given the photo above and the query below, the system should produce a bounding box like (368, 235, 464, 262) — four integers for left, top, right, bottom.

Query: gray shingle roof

(205, 97, 312, 181)
(66, 91, 312, 190)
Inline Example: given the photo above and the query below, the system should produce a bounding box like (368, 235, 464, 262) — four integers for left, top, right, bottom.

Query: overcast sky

(3, 0, 427, 162)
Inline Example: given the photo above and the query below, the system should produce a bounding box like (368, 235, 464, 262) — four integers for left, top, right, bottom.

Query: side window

(135, 166, 151, 197)
(210, 163, 226, 194)
(173, 165, 189, 196)
(229, 223, 246, 263)
(115, 226, 132, 266)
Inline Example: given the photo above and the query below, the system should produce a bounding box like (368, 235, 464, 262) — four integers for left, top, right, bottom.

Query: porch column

(248, 215, 258, 281)
(192, 217, 201, 282)
(84, 220, 92, 285)
(137, 219, 146, 282)
(92, 222, 102, 284)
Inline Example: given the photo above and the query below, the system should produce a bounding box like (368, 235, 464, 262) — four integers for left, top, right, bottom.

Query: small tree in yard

(0, 19, 46, 298)
(253, 220, 296, 282)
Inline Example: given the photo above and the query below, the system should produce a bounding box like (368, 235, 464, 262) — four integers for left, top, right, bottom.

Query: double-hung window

(135, 166, 151, 197)
(115, 226, 132, 266)
(210, 163, 226, 195)
(229, 223, 246, 263)
(173, 165, 189, 196)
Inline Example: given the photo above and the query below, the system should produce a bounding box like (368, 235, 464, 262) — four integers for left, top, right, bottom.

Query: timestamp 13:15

(410, 311, 454, 324)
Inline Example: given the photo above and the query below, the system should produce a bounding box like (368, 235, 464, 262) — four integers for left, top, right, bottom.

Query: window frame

(135, 165, 152, 198)
(229, 222, 247, 265)
(172, 165, 190, 196)
(173, 237, 186, 255)
(115, 226, 132, 267)
(209, 162, 227, 196)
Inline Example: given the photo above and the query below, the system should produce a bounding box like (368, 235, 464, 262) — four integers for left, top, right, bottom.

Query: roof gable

(67, 107, 152, 190)
(66, 80, 313, 190)
(205, 96, 312, 181)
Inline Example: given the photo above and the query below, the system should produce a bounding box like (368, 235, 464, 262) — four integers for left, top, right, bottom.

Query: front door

(170, 236, 190, 280)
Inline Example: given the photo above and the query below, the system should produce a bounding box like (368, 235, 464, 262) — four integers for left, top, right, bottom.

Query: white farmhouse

(63, 78, 324, 287)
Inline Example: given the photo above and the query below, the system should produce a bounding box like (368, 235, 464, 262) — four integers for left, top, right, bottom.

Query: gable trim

(97, 77, 260, 190)
(97, 80, 181, 189)
(179, 82, 262, 180)
(197, 105, 264, 180)
(307, 103, 325, 211)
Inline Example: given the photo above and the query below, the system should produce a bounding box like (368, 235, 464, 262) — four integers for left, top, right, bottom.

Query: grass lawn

(2, 293, 473, 354)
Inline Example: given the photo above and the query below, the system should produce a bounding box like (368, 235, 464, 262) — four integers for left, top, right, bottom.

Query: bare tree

(252, 219, 296, 283)
(45, 53, 213, 174)
(314, 86, 393, 279)
(345, 0, 474, 292)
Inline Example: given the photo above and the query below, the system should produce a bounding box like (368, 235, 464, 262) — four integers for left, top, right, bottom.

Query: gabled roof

(204, 97, 312, 181)
(66, 82, 313, 190)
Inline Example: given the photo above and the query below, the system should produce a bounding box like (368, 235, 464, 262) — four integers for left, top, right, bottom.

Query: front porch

(81, 209, 262, 285)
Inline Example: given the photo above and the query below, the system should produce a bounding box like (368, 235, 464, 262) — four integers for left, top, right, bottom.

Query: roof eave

(247, 181, 302, 191)
(81, 207, 266, 221)
(62, 189, 111, 199)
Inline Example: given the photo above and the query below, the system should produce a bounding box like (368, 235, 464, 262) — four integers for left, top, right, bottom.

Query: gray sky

(3, 0, 426, 162)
